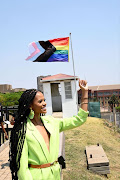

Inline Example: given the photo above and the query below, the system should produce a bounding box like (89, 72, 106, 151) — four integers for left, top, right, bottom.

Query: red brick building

(78, 84, 120, 107)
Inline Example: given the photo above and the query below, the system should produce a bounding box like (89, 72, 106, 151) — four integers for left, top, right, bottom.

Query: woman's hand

(79, 79, 88, 92)
(79, 79, 88, 112)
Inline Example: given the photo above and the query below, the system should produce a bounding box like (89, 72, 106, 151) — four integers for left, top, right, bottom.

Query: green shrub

(115, 106, 120, 112)
(0, 91, 23, 106)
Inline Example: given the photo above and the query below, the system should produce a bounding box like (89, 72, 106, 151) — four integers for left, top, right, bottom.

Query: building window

(98, 92, 103, 96)
(113, 91, 118, 95)
(104, 92, 111, 96)
(64, 82, 72, 99)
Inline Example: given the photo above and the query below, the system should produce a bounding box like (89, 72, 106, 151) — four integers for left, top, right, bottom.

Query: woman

(9, 79, 88, 180)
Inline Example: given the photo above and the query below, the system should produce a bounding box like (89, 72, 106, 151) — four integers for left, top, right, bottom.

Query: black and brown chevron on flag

(25, 37, 69, 62)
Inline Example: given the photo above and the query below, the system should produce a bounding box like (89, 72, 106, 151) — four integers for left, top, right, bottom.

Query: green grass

(63, 117, 120, 180)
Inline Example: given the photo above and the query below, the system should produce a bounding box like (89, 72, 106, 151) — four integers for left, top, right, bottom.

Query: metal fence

(101, 112, 120, 128)
(78, 103, 120, 128)
(0, 106, 18, 146)
(0, 128, 12, 146)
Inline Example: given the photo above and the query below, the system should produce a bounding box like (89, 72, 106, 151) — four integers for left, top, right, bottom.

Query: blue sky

(0, 0, 120, 89)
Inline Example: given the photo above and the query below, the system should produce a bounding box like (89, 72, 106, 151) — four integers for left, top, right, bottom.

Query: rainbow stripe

(48, 37, 69, 62)
(26, 37, 69, 62)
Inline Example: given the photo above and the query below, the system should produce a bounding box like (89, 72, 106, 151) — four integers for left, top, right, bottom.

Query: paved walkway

(0, 144, 11, 180)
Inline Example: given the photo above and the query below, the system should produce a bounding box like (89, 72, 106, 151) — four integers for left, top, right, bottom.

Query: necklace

(32, 119, 44, 126)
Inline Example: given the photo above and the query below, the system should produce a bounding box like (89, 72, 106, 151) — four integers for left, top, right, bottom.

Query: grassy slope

(62, 117, 120, 180)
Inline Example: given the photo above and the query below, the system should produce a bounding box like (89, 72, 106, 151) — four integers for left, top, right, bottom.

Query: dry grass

(62, 117, 120, 180)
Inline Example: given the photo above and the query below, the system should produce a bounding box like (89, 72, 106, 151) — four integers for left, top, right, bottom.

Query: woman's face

(31, 92, 47, 114)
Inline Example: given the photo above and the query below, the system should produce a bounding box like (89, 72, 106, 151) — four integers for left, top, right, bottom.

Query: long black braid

(9, 89, 38, 180)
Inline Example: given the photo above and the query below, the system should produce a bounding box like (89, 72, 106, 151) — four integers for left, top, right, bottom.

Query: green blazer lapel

(27, 118, 50, 162)
(41, 116, 53, 135)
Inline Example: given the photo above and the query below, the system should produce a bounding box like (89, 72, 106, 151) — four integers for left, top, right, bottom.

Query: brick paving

(0, 144, 11, 180)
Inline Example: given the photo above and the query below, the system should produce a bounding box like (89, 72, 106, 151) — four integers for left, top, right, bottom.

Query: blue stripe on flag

(47, 54, 68, 62)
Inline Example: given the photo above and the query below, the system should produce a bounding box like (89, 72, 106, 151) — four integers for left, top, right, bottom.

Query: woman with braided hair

(9, 79, 88, 180)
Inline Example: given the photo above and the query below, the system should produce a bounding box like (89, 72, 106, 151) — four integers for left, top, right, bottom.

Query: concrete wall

(0, 85, 26, 93)
(43, 83, 52, 115)
(42, 80, 78, 117)
(0, 84, 12, 93)
(37, 75, 51, 92)
(61, 80, 78, 118)
(12, 88, 26, 92)
(37, 76, 45, 92)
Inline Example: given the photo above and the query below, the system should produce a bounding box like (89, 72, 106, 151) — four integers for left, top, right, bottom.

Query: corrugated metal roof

(40, 73, 78, 82)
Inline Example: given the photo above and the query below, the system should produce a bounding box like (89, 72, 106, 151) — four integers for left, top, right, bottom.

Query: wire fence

(0, 106, 18, 146)
(99, 105, 120, 128)
(101, 111, 120, 128)
(78, 103, 120, 128)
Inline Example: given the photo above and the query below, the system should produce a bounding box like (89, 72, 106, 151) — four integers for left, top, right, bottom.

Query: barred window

(113, 91, 118, 95)
(98, 92, 103, 96)
(64, 82, 72, 99)
(104, 92, 111, 96)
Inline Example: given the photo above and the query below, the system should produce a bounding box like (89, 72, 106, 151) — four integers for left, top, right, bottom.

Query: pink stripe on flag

(26, 42, 40, 60)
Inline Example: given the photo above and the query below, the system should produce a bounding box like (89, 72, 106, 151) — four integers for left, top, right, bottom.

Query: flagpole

(69, 33, 78, 105)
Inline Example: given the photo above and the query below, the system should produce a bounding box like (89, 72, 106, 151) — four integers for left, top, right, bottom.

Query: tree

(0, 91, 23, 106)
(93, 97, 98, 102)
(108, 94, 119, 112)
(0, 93, 5, 105)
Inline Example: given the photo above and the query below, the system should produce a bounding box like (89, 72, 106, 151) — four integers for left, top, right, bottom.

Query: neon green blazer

(17, 108, 88, 180)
